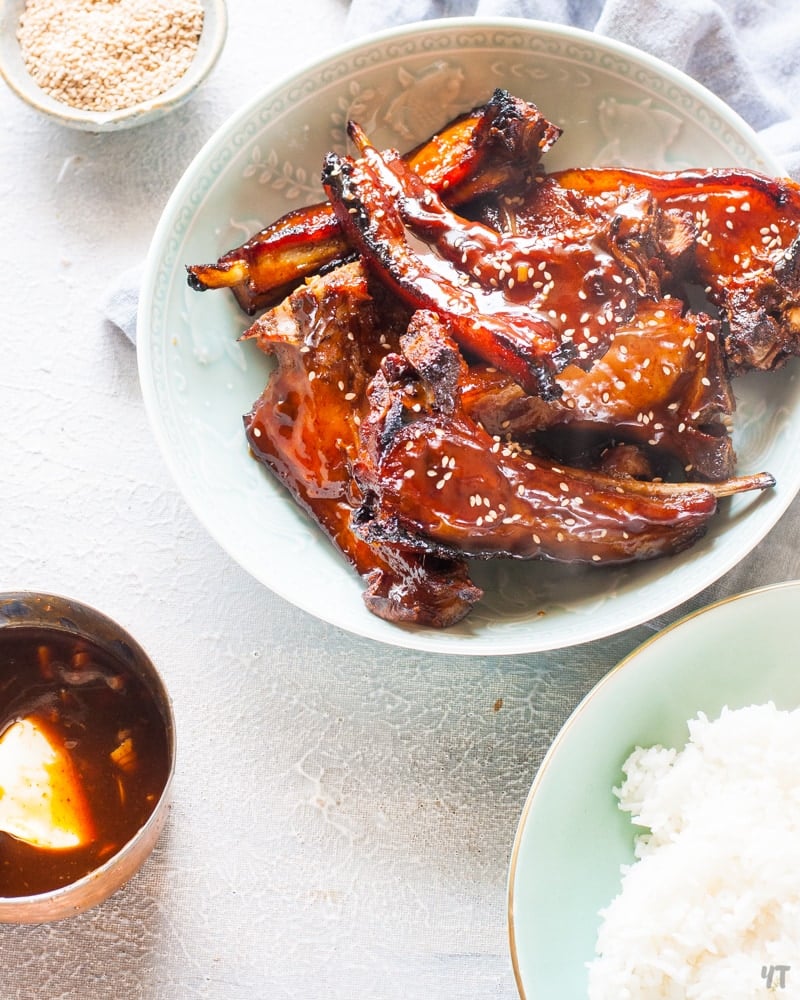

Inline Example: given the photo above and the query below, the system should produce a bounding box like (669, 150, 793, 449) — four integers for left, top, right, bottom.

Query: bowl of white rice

(0, 0, 227, 130)
(508, 579, 800, 1000)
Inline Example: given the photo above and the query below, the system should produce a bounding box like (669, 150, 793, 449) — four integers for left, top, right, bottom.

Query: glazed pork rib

(186, 89, 562, 314)
(505, 166, 800, 374)
(354, 311, 774, 565)
(241, 261, 482, 627)
(322, 126, 702, 399)
(461, 297, 737, 482)
(323, 137, 571, 399)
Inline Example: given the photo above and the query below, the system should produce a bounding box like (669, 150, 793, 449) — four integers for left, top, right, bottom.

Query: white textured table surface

(3, 3, 800, 998)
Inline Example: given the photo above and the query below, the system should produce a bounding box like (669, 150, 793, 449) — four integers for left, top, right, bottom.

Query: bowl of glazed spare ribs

(137, 18, 800, 655)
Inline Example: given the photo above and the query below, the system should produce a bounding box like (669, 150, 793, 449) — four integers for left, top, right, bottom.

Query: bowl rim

(139, 13, 783, 177)
(0, 0, 228, 131)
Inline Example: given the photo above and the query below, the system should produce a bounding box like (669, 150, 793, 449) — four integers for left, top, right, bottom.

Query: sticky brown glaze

(461, 297, 737, 481)
(518, 167, 800, 373)
(354, 311, 774, 564)
(187, 203, 353, 315)
(323, 126, 698, 397)
(400, 86, 561, 198)
(186, 89, 562, 314)
(323, 143, 573, 399)
(241, 262, 482, 626)
(359, 129, 695, 366)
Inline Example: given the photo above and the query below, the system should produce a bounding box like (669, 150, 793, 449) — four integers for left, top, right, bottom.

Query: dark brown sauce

(0, 627, 171, 897)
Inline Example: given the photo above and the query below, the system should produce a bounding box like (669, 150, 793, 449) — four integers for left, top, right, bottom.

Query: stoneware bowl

(138, 17, 800, 655)
(0, 0, 227, 130)
(0, 592, 175, 922)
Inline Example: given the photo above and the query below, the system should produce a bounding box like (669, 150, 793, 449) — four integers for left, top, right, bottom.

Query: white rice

(587, 703, 800, 999)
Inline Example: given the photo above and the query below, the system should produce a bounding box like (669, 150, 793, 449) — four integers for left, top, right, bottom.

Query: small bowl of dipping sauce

(0, 0, 227, 130)
(0, 592, 175, 922)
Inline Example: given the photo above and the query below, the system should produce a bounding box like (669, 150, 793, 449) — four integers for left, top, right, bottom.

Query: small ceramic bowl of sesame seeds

(0, 0, 227, 131)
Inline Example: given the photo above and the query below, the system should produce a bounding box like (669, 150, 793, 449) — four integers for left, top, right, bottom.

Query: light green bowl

(508, 579, 800, 998)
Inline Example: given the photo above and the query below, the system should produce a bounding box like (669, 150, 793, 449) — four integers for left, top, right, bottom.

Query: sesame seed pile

(17, 0, 204, 113)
